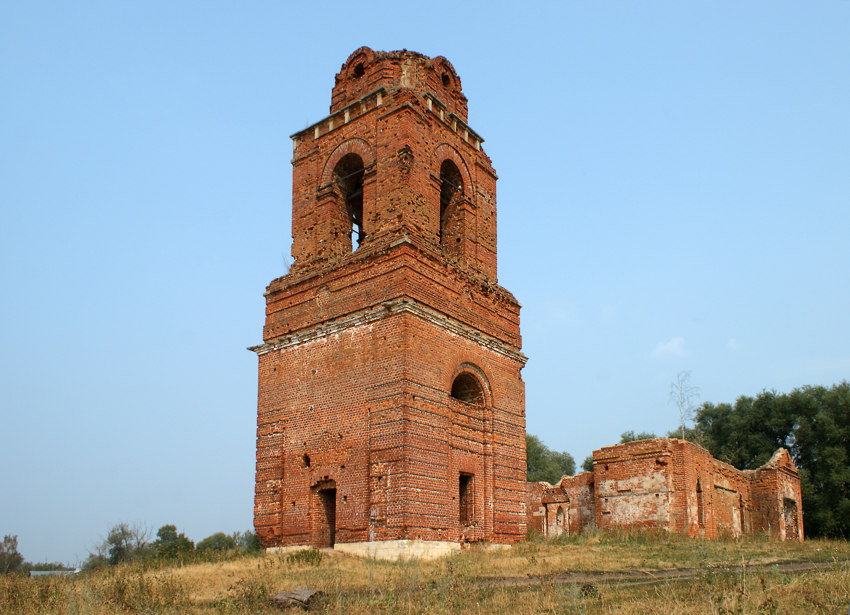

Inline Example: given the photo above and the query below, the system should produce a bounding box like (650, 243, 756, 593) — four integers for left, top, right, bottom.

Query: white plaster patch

(334, 539, 461, 561)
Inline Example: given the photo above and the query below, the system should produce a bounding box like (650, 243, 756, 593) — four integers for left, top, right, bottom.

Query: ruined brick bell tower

(251, 47, 527, 558)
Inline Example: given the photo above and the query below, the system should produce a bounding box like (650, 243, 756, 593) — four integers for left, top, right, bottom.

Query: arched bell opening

(439, 159, 464, 258)
(333, 153, 365, 252)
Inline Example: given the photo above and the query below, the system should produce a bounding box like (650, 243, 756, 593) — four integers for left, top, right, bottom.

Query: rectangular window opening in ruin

(783, 498, 798, 537)
(696, 480, 705, 530)
(459, 473, 474, 526)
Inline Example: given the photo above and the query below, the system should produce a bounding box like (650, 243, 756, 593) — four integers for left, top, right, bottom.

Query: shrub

(285, 549, 324, 566)
(0, 535, 24, 574)
(197, 532, 237, 553)
(154, 525, 195, 559)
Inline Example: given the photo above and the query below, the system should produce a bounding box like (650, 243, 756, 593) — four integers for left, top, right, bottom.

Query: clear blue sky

(2, 2, 848, 565)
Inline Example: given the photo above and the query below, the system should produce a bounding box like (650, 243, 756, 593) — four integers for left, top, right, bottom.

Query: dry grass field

(3, 531, 849, 614)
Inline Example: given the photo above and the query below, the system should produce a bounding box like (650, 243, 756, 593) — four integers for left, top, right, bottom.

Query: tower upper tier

(286, 47, 499, 282)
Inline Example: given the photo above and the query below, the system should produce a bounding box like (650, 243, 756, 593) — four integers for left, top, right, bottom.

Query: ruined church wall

(593, 440, 674, 532)
(561, 472, 595, 535)
(525, 481, 548, 535)
(749, 450, 803, 540)
(524, 473, 595, 538)
(668, 441, 752, 538)
(525, 439, 803, 542)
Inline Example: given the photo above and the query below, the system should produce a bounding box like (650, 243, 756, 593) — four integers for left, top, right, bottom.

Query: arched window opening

(439, 159, 463, 254)
(451, 372, 484, 406)
(353, 62, 365, 79)
(333, 154, 365, 251)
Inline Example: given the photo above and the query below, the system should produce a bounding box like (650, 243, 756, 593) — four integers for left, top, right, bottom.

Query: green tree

(787, 383, 850, 538)
(694, 392, 797, 469)
(232, 530, 262, 553)
(1, 535, 24, 574)
(526, 434, 575, 484)
(197, 532, 237, 553)
(84, 523, 150, 569)
(581, 455, 594, 472)
(619, 430, 657, 443)
(153, 524, 194, 559)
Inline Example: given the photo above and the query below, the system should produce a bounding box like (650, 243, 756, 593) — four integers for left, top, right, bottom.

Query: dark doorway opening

(317, 487, 337, 547)
(696, 479, 705, 530)
(459, 473, 474, 526)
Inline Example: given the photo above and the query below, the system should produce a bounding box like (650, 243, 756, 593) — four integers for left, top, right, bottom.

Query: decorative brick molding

(431, 143, 473, 191)
(250, 297, 526, 365)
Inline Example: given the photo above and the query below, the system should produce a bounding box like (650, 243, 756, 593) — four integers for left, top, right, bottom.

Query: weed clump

(285, 548, 324, 567)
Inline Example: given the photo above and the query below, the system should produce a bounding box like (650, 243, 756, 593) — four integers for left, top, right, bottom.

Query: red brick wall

(253, 48, 526, 549)
(593, 439, 676, 532)
(749, 449, 804, 540)
(561, 472, 596, 535)
(591, 439, 791, 539)
(526, 439, 803, 542)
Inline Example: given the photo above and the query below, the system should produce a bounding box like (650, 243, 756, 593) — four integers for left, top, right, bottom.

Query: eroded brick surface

(252, 48, 526, 550)
(526, 439, 803, 541)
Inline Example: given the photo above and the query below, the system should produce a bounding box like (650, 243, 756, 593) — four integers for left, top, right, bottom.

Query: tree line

(0, 525, 263, 575)
(82, 523, 262, 570)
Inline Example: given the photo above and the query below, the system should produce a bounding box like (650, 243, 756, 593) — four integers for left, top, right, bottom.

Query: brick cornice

(268, 233, 518, 307)
(249, 296, 527, 365)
